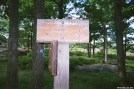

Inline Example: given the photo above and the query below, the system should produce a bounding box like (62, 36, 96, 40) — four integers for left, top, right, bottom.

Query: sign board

(36, 19, 89, 43)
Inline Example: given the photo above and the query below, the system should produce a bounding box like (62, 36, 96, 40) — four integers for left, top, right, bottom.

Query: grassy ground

(0, 61, 119, 89)
(0, 48, 134, 89)
(0, 61, 134, 89)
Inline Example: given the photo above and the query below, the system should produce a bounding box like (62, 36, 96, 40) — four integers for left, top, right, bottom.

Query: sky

(130, 24, 134, 28)
(129, 17, 134, 28)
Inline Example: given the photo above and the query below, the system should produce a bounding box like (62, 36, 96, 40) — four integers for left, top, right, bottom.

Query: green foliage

(1, 50, 134, 89)
(1, 64, 134, 89)
(18, 49, 101, 70)
(70, 56, 100, 71)
(126, 56, 134, 60)
(44, 56, 49, 69)
(70, 51, 87, 56)
(107, 54, 117, 59)
(0, 35, 7, 43)
(0, 56, 7, 62)
(44, 1, 58, 19)
(0, 18, 9, 44)
(18, 51, 32, 69)
(126, 60, 134, 67)
(18, 55, 32, 69)
(18, 50, 49, 69)
(44, 48, 49, 56)
(0, 51, 8, 62)
(19, 0, 34, 19)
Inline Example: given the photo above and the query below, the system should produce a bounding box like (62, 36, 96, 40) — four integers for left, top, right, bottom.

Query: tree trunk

(58, 0, 63, 19)
(124, 31, 127, 59)
(27, 33, 30, 52)
(104, 25, 108, 62)
(31, 32, 33, 49)
(31, 0, 44, 89)
(114, 0, 127, 86)
(6, 0, 19, 89)
(87, 42, 91, 58)
(93, 35, 95, 57)
(51, 0, 64, 19)
(87, 31, 91, 58)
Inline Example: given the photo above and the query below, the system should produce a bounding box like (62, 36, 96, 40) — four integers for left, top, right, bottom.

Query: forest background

(0, 0, 134, 89)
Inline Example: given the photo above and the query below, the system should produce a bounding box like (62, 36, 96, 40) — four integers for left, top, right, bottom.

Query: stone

(75, 64, 118, 73)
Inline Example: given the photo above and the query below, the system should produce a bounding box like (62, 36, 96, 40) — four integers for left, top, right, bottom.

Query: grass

(70, 72, 118, 89)
(126, 60, 134, 67)
(0, 62, 119, 89)
(0, 62, 7, 89)
(0, 60, 134, 89)
(0, 48, 134, 89)
(18, 69, 31, 89)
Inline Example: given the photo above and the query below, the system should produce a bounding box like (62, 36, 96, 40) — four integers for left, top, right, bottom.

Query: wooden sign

(36, 19, 89, 89)
(36, 19, 89, 43)
(48, 41, 58, 76)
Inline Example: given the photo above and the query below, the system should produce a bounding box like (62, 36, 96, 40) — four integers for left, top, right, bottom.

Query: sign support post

(54, 42, 69, 89)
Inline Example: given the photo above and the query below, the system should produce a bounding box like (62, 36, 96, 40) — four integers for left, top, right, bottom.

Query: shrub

(70, 51, 87, 57)
(18, 50, 33, 69)
(44, 56, 49, 69)
(126, 56, 134, 60)
(18, 50, 49, 70)
(44, 48, 49, 56)
(126, 60, 134, 67)
(18, 55, 32, 69)
(70, 56, 100, 71)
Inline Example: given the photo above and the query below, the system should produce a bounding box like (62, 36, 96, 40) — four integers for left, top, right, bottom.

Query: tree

(19, 0, 34, 49)
(0, 18, 8, 43)
(122, 0, 134, 58)
(55, 0, 64, 19)
(114, 0, 127, 86)
(82, 0, 114, 58)
(49, 0, 75, 19)
(0, 0, 9, 19)
(6, 0, 19, 89)
(44, 1, 58, 19)
(31, 0, 44, 89)
(0, 0, 9, 44)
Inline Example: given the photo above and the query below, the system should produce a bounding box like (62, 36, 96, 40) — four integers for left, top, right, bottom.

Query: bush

(70, 51, 87, 56)
(18, 55, 32, 69)
(18, 50, 33, 69)
(126, 56, 134, 60)
(18, 50, 49, 69)
(44, 56, 49, 69)
(18, 49, 101, 70)
(70, 56, 100, 71)
(126, 60, 134, 67)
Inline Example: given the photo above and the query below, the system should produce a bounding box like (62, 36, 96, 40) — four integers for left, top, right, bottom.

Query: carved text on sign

(37, 19, 89, 43)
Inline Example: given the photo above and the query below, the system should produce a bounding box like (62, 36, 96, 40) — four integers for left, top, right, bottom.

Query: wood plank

(48, 41, 58, 75)
(36, 19, 89, 43)
(54, 42, 69, 89)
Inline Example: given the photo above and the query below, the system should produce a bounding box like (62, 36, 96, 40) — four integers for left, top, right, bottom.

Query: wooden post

(54, 42, 69, 89)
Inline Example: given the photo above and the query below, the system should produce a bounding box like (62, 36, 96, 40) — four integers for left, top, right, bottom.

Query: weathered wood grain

(37, 19, 89, 43)
(54, 42, 69, 89)
(48, 41, 58, 75)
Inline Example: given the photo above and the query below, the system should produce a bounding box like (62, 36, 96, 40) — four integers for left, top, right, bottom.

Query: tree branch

(49, 0, 59, 5)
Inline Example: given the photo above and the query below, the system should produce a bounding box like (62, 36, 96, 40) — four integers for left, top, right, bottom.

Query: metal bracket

(48, 41, 58, 76)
